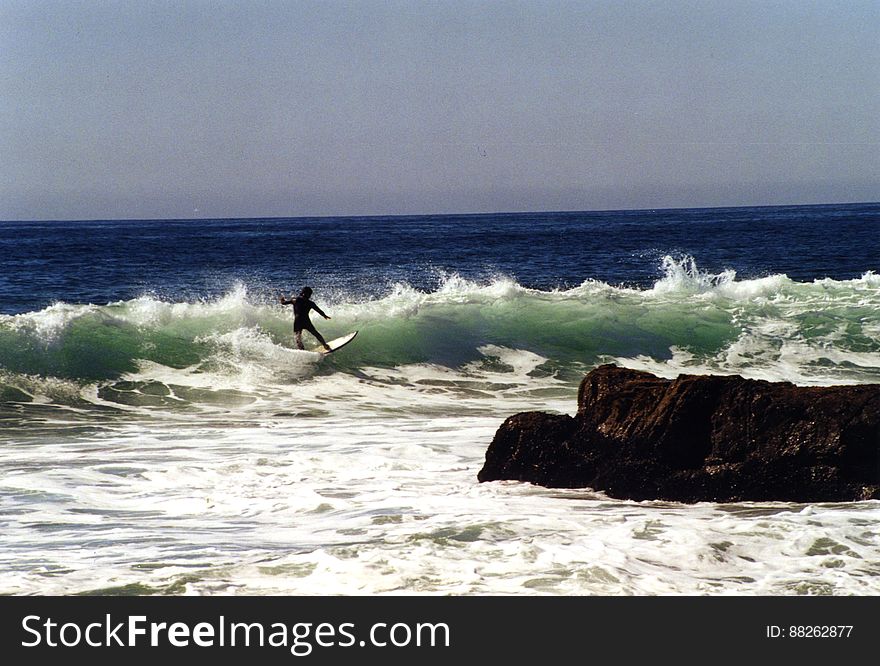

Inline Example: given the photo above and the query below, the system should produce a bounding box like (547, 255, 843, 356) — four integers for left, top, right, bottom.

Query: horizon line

(2, 199, 878, 224)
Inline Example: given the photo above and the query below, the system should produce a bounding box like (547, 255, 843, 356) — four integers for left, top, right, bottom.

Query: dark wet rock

(478, 365, 880, 502)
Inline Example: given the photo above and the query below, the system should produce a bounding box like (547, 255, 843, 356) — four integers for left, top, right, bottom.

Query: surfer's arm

(279, 294, 293, 305)
(311, 302, 330, 319)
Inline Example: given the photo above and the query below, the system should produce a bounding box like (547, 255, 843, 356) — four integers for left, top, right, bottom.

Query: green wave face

(2, 259, 880, 411)
(0, 283, 739, 379)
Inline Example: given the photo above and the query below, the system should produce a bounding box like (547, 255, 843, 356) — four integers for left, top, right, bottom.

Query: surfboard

(320, 331, 358, 355)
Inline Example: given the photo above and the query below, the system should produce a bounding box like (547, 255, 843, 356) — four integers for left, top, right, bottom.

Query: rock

(477, 365, 880, 502)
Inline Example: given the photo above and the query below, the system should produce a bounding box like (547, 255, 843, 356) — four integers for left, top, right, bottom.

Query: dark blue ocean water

(1, 203, 878, 315)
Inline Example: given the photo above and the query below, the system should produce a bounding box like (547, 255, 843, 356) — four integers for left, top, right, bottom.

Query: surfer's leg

(307, 324, 331, 350)
(294, 330, 304, 350)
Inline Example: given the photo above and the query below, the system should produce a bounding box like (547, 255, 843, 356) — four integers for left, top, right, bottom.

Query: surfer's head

(300, 286, 313, 298)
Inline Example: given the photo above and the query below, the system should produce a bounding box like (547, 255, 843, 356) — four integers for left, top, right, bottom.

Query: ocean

(1, 202, 879, 595)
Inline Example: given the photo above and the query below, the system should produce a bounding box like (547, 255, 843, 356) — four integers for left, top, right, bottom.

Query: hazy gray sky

(2, 0, 878, 219)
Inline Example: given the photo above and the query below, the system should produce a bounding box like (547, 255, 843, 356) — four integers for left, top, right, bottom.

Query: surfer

(279, 286, 332, 351)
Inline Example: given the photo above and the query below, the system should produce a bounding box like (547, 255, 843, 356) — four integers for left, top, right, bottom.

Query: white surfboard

(320, 331, 358, 355)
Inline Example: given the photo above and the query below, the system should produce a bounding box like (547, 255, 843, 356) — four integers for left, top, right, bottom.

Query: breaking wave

(2, 256, 879, 411)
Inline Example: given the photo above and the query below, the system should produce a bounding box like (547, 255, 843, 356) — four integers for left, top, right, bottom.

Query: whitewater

(2, 252, 879, 596)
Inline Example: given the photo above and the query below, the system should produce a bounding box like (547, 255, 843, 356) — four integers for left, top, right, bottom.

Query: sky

(1, 0, 878, 220)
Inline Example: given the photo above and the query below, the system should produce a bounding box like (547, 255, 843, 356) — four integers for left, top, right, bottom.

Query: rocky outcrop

(478, 365, 880, 502)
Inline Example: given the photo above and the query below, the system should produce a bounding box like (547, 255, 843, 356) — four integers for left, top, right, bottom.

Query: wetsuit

(293, 297, 327, 332)
(284, 296, 329, 349)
